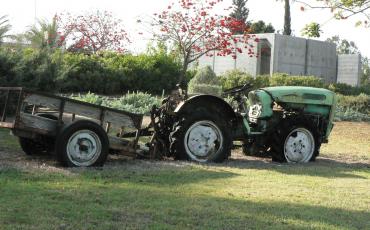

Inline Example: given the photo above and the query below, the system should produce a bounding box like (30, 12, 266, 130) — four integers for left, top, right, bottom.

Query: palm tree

(0, 15, 12, 44)
(25, 17, 62, 49)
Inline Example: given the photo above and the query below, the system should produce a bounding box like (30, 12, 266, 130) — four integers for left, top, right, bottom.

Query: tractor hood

(261, 86, 336, 106)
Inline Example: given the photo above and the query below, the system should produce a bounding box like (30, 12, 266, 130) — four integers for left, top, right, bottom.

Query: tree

(248, 20, 275, 33)
(297, 1, 370, 26)
(25, 17, 64, 49)
(283, 0, 292, 35)
(149, 0, 256, 84)
(0, 15, 11, 44)
(58, 11, 130, 53)
(230, 0, 249, 34)
(301, 22, 322, 37)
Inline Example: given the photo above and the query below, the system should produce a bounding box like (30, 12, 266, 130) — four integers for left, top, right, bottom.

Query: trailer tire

(18, 113, 58, 155)
(56, 120, 109, 167)
(19, 137, 49, 155)
(170, 110, 232, 163)
(270, 119, 320, 163)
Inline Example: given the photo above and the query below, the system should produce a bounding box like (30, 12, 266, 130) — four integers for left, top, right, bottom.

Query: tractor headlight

(248, 104, 262, 121)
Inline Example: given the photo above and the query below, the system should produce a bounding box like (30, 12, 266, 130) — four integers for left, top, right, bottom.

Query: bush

(188, 66, 222, 96)
(0, 48, 181, 95)
(334, 94, 370, 122)
(74, 91, 162, 115)
(269, 73, 325, 88)
(219, 70, 254, 90)
(73, 92, 103, 105)
(328, 83, 370, 96)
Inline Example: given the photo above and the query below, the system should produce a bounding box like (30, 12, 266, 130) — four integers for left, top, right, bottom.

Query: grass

(0, 122, 369, 229)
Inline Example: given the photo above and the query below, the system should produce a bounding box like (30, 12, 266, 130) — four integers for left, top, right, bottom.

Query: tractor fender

(174, 94, 237, 120)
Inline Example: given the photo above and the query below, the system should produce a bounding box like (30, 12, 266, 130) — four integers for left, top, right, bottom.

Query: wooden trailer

(0, 87, 149, 167)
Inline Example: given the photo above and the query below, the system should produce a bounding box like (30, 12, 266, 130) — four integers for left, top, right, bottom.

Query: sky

(1, 0, 370, 57)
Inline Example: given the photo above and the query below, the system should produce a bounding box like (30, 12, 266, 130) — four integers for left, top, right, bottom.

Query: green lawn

(0, 123, 369, 230)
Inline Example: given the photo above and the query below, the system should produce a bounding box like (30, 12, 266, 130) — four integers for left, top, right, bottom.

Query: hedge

(0, 48, 181, 95)
(219, 71, 370, 96)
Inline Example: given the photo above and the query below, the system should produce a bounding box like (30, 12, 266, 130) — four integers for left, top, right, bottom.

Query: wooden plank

(64, 101, 101, 120)
(24, 94, 61, 110)
(104, 110, 136, 129)
(19, 113, 57, 134)
(0, 122, 14, 128)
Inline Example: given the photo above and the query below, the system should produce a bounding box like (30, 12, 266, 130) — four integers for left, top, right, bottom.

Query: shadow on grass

(0, 169, 369, 229)
(0, 162, 239, 187)
(216, 157, 370, 179)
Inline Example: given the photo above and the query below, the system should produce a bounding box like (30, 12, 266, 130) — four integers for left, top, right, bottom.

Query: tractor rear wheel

(170, 110, 232, 163)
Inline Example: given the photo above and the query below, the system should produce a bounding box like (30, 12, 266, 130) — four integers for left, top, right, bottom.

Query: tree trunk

(178, 61, 189, 86)
(283, 0, 291, 35)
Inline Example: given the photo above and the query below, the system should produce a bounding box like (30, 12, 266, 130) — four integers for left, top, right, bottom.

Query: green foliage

(220, 70, 254, 89)
(188, 66, 222, 96)
(326, 35, 359, 55)
(283, 0, 291, 35)
(73, 91, 161, 115)
(25, 18, 62, 49)
(73, 92, 103, 105)
(0, 48, 181, 95)
(337, 93, 369, 114)
(328, 82, 370, 95)
(0, 15, 11, 44)
(248, 20, 275, 34)
(104, 92, 162, 115)
(301, 22, 322, 38)
(269, 73, 325, 88)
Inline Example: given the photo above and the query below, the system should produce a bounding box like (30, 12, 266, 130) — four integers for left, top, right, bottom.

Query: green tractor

(151, 83, 337, 163)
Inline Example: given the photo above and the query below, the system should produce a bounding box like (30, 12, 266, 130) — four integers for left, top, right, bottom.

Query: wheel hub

(67, 130, 102, 166)
(184, 121, 223, 162)
(284, 128, 314, 163)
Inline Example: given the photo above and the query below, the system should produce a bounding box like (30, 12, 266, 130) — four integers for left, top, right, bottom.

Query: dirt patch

(1, 147, 368, 174)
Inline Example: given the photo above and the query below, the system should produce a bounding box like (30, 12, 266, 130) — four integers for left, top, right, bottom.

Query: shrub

(0, 48, 181, 95)
(73, 91, 162, 115)
(336, 93, 369, 114)
(219, 70, 254, 90)
(188, 66, 222, 96)
(328, 83, 370, 96)
(73, 92, 103, 105)
(334, 94, 370, 122)
(269, 73, 325, 88)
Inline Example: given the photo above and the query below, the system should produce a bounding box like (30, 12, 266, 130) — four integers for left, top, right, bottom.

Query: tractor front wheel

(270, 120, 320, 163)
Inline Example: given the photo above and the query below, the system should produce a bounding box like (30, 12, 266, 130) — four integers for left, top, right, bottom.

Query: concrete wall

(306, 39, 337, 83)
(198, 33, 275, 76)
(273, 35, 306, 75)
(197, 34, 360, 85)
(337, 54, 362, 86)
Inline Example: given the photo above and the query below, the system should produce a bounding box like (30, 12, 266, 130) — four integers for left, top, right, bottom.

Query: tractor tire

(270, 119, 321, 163)
(18, 113, 58, 155)
(55, 120, 109, 167)
(170, 110, 232, 163)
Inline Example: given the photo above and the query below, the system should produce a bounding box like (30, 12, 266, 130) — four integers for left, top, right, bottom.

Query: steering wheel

(222, 82, 253, 97)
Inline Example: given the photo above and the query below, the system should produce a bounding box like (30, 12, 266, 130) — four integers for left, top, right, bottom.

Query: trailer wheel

(270, 119, 320, 163)
(19, 137, 49, 155)
(170, 110, 232, 163)
(56, 120, 109, 167)
(18, 113, 58, 155)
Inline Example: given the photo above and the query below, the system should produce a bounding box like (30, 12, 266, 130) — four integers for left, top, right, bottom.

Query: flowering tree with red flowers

(58, 11, 130, 53)
(149, 0, 256, 84)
